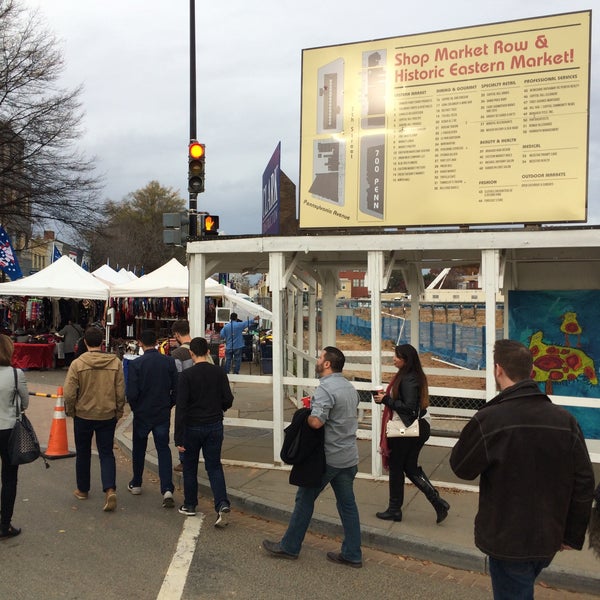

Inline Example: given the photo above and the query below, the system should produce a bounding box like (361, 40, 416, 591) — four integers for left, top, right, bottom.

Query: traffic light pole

(189, 0, 198, 237)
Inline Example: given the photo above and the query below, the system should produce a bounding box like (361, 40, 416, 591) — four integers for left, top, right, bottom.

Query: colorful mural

(508, 290, 600, 439)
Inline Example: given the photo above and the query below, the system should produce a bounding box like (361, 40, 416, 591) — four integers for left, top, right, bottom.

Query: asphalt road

(1, 445, 594, 600)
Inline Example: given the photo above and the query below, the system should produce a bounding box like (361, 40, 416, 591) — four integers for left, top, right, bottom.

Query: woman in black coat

(373, 344, 450, 524)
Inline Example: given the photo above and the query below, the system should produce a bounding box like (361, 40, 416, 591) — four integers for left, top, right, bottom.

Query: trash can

(242, 334, 253, 362)
(260, 342, 273, 374)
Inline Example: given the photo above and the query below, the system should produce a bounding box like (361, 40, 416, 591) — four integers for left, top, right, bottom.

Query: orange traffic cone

(43, 386, 76, 459)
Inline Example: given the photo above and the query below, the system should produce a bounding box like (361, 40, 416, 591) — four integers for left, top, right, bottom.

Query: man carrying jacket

(126, 329, 178, 508)
(262, 346, 362, 568)
(64, 326, 125, 512)
(450, 339, 595, 599)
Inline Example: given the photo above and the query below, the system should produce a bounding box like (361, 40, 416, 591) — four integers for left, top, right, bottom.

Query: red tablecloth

(12, 343, 55, 369)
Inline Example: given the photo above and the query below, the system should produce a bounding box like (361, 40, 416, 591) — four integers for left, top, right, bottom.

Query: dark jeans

(182, 420, 229, 513)
(387, 419, 430, 506)
(0, 428, 19, 528)
(224, 347, 243, 374)
(280, 463, 362, 563)
(73, 417, 117, 493)
(131, 418, 173, 494)
(488, 556, 552, 600)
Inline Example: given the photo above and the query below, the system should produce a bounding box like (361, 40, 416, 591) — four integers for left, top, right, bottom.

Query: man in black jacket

(175, 337, 234, 527)
(450, 339, 595, 599)
(126, 329, 178, 508)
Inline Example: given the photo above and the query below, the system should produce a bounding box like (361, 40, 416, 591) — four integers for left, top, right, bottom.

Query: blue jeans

(130, 418, 173, 494)
(281, 464, 362, 563)
(488, 556, 552, 600)
(182, 421, 229, 513)
(73, 417, 117, 493)
(224, 347, 243, 374)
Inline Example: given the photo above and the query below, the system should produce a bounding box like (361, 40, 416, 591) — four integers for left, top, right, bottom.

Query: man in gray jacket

(262, 346, 362, 567)
(64, 327, 125, 512)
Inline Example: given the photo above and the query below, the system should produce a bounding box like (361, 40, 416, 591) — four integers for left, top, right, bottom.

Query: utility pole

(188, 0, 198, 237)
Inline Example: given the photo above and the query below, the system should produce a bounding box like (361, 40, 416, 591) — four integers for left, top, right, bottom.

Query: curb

(114, 416, 600, 596)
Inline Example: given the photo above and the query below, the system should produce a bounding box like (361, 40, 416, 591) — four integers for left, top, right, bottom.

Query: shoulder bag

(386, 383, 420, 438)
(7, 368, 47, 467)
(386, 411, 420, 437)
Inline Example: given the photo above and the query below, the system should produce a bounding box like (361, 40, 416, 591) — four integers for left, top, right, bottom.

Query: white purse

(386, 411, 420, 438)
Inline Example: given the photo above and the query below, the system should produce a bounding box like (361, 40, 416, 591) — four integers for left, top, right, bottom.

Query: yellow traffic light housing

(188, 141, 205, 193)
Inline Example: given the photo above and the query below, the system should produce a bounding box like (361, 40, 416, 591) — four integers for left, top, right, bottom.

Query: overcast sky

(21, 0, 600, 235)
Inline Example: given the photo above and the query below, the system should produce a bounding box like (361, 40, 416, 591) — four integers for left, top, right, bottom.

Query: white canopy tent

(0, 256, 110, 300)
(92, 264, 136, 286)
(110, 258, 192, 298)
(109, 257, 272, 321)
(110, 258, 229, 299)
(223, 291, 272, 321)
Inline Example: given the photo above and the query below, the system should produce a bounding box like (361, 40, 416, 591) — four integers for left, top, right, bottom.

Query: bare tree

(86, 181, 186, 272)
(0, 0, 103, 244)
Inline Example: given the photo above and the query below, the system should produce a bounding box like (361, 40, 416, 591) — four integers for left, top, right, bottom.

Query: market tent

(109, 258, 228, 298)
(0, 256, 110, 300)
(223, 290, 272, 321)
(109, 258, 272, 319)
(118, 268, 138, 281)
(109, 258, 188, 297)
(92, 264, 134, 286)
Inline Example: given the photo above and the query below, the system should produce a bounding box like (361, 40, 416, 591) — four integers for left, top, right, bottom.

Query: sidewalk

(24, 369, 600, 596)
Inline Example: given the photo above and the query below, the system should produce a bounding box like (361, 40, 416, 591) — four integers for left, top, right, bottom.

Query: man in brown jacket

(64, 327, 125, 512)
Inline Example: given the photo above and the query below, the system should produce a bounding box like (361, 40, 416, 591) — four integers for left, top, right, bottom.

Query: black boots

(410, 468, 450, 524)
(376, 499, 403, 521)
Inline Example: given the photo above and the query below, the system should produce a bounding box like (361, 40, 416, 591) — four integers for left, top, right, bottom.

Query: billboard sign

(299, 12, 591, 228)
(262, 142, 281, 235)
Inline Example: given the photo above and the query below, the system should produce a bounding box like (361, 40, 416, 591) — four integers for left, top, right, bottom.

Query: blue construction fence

(337, 315, 503, 369)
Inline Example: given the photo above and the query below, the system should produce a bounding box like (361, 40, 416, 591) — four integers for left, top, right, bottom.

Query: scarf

(378, 378, 396, 470)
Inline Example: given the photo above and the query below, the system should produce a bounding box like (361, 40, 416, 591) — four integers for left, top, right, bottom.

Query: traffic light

(200, 214, 219, 237)
(188, 140, 205, 194)
(162, 212, 190, 245)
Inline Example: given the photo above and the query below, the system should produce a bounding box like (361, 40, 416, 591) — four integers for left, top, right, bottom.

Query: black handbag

(7, 368, 48, 467)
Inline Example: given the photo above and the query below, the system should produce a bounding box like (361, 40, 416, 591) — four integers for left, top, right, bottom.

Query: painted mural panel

(508, 290, 600, 439)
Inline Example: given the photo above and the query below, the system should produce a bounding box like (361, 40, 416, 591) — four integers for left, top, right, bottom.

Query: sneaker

(173, 463, 184, 473)
(162, 491, 175, 508)
(103, 490, 117, 512)
(73, 489, 88, 500)
(215, 504, 230, 528)
(128, 483, 142, 495)
(178, 505, 196, 516)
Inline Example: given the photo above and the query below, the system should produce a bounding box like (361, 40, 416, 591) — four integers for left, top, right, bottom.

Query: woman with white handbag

(373, 344, 450, 524)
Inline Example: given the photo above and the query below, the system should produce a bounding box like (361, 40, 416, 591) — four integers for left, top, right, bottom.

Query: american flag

(0, 226, 23, 280)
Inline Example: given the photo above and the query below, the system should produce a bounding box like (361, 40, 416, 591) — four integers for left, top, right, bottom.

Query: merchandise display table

(12, 343, 55, 370)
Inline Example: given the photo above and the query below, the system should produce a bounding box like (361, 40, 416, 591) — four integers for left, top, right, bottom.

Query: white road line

(157, 514, 204, 600)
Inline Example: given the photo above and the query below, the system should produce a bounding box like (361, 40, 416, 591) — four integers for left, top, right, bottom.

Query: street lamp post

(189, 0, 198, 237)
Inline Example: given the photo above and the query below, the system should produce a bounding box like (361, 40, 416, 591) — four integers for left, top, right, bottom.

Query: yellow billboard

(299, 12, 591, 229)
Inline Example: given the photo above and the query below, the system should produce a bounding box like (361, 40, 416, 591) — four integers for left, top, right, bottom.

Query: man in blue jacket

(126, 329, 178, 508)
(220, 313, 258, 374)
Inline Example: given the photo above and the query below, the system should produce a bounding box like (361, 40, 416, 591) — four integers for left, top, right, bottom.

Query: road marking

(157, 514, 204, 600)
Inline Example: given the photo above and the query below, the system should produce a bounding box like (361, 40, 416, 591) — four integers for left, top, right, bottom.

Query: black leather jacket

(450, 379, 595, 560)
